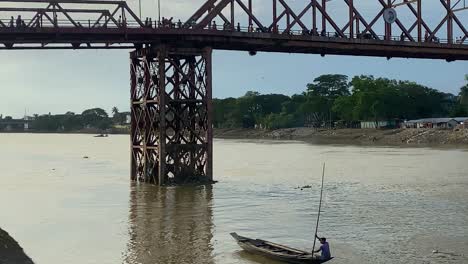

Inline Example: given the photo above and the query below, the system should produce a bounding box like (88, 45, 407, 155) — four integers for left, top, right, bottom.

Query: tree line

(0, 107, 128, 132)
(1, 74, 467, 132)
(214, 74, 468, 129)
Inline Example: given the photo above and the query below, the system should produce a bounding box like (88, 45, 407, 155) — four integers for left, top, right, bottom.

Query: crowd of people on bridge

(2, 14, 466, 45)
(8, 15, 26, 28)
(134, 17, 467, 45)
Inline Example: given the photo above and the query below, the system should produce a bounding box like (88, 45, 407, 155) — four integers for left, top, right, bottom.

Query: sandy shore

(214, 128, 468, 147)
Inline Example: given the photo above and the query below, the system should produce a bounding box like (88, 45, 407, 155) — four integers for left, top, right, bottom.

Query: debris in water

(83, 156, 89, 159)
(295, 185, 312, 191)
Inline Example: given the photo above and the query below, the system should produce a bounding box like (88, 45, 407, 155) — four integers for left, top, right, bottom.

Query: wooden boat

(231, 232, 333, 264)
(231, 164, 332, 263)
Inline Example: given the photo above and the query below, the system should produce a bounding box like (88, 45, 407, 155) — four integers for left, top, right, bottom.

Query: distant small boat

(230, 233, 332, 264)
(94, 134, 108, 138)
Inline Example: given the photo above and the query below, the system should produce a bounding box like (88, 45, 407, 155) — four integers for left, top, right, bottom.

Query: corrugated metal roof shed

(406, 117, 468, 124)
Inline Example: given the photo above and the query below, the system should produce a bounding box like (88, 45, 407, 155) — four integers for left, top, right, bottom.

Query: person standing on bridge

(9, 16, 14, 28)
(16, 15, 22, 28)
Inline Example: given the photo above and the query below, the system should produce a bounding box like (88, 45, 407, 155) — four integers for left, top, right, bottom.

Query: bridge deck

(1, 27, 467, 60)
(0, 0, 467, 60)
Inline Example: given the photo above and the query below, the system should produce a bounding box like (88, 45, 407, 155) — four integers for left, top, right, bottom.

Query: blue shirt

(320, 242, 331, 259)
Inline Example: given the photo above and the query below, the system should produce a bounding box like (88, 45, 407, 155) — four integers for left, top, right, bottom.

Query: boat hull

(231, 233, 332, 264)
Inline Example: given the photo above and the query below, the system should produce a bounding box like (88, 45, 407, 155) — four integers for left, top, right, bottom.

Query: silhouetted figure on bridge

(9, 16, 14, 28)
(161, 17, 173, 28)
(212, 21, 217, 30)
(274, 25, 279, 34)
(321, 29, 326, 37)
(177, 19, 182, 28)
(312, 27, 319, 36)
(16, 15, 22, 28)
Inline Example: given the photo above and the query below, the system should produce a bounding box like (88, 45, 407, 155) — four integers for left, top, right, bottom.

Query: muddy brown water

(0, 134, 467, 264)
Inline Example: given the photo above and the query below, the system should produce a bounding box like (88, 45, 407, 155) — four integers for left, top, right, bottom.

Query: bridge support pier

(130, 46, 213, 186)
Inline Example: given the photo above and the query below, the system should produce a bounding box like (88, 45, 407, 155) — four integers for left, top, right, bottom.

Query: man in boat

(314, 235, 331, 260)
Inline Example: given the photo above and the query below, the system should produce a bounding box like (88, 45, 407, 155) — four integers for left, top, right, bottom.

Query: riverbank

(0, 227, 34, 264)
(215, 127, 468, 147)
(3, 127, 468, 147)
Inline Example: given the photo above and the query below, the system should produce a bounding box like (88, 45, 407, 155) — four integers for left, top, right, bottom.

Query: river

(0, 134, 467, 264)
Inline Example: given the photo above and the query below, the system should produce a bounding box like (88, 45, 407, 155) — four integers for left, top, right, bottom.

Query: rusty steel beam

(1, 29, 467, 60)
(0, 0, 466, 53)
(130, 46, 213, 186)
(0, 0, 124, 4)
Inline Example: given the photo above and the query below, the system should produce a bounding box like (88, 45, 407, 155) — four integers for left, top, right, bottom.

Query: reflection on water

(123, 184, 214, 264)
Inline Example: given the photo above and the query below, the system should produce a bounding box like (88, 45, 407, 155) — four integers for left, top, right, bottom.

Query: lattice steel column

(130, 46, 213, 186)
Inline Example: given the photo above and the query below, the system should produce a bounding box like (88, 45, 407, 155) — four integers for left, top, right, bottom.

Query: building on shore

(360, 120, 401, 129)
(461, 119, 468, 129)
(404, 117, 468, 129)
(0, 116, 35, 132)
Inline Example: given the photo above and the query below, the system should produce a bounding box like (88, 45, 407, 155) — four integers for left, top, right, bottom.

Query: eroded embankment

(214, 128, 468, 147)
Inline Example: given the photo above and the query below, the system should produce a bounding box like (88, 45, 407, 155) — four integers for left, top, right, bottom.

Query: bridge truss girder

(185, 0, 468, 44)
(130, 46, 213, 186)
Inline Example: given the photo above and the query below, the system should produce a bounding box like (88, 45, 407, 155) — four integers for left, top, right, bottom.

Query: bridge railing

(183, 0, 468, 46)
(1, 15, 466, 46)
(0, 0, 467, 47)
(0, 0, 144, 30)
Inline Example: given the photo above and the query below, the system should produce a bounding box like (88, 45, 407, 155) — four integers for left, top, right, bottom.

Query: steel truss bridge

(1, 0, 467, 185)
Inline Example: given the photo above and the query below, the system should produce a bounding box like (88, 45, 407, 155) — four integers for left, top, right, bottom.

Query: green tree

(450, 104, 468, 117)
(304, 75, 350, 127)
(81, 108, 111, 130)
(459, 83, 468, 109)
(332, 95, 355, 121)
(306, 74, 350, 98)
(213, 98, 240, 128)
(112, 107, 119, 116)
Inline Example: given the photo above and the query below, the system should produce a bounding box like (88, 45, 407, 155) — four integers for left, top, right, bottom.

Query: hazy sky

(0, 0, 467, 118)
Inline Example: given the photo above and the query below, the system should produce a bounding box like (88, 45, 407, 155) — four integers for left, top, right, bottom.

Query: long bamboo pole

(312, 163, 326, 254)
